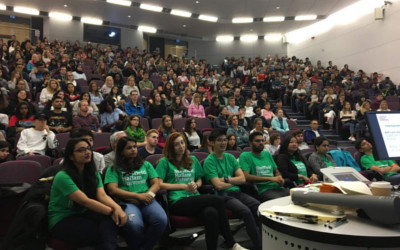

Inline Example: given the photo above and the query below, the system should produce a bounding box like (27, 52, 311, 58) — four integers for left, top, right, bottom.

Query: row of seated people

(3, 125, 400, 250)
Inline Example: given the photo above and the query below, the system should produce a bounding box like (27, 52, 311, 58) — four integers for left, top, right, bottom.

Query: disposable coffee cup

(370, 181, 391, 196)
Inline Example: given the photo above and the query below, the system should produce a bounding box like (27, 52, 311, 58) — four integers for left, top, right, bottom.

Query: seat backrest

(139, 117, 150, 131)
(190, 152, 209, 162)
(287, 119, 297, 130)
(151, 118, 162, 130)
(173, 118, 187, 132)
(76, 79, 88, 87)
(80, 85, 89, 93)
(300, 148, 315, 155)
(55, 132, 70, 152)
(17, 155, 52, 170)
(242, 147, 251, 152)
(94, 132, 112, 148)
(225, 150, 241, 158)
(145, 154, 163, 168)
(195, 118, 212, 130)
(141, 89, 151, 98)
(0, 160, 42, 184)
(94, 80, 104, 88)
(343, 146, 358, 156)
(53, 157, 63, 166)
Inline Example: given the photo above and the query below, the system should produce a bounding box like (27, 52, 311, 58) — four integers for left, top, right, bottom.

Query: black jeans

(50, 211, 119, 250)
(170, 195, 235, 250)
(223, 191, 262, 250)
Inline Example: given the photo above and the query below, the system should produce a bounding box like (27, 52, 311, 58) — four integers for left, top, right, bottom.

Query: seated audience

(167, 96, 187, 119)
(183, 118, 203, 152)
(72, 92, 99, 116)
(138, 129, 162, 159)
(99, 99, 124, 132)
(227, 115, 249, 149)
(104, 131, 127, 168)
(304, 120, 323, 144)
(16, 112, 57, 157)
(73, 100, 101, 132)
(250, 118, 270, 150)
(125, 90, 144, 117)
(157, 115, 175, 149)
(308, 136, 337, 180)
(46, 96, 73, 134)
(265, 133, 281, 156)
(292, 130, 309, 150)
(48, 138, 128, 249)
(149, 93, 166, 119)
(241, 132, 289, 202)
(271, 108, 289, 133)
(156, 132, 247, 250)
(203, 129, 262, 250)
(188, 93, 205, 118)
(356, 138, 400, 185)
(89, 81, 104, 105)
(125, 114, 146, 147)
(276, 135, 318, 185)
(339, 101, 357, 141)
(0, 140, 13, 163)
(105, 137, 167, 250)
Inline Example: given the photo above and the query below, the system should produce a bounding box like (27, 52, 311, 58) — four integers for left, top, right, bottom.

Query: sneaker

(232, 243, 250, 250)
(350, 137, 356, 141)
(348, 136, 353, 140)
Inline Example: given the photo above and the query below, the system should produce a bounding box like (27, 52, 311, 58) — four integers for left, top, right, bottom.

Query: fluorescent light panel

(106, 0, 131, 7)
(81, 17, 103, 25)
(240, 34, 258, 42)
(171, 9, 192, 18)
(0, 4, 6, 10)
(232, 17, 253, 23)
(138, 25, 157, 33)
(49, 12, 73, 21)
(264, 33, 282, 41)
(198, 14, 218, 22)
(263, 16, 285, 22)
(294, 15, 317, 21)
(14, 6, 40, 15)
(140, 3, 163, 12)
(216, 35, 234, 42)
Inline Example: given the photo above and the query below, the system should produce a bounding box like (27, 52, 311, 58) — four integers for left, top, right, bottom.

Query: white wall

(43, 18, 144, 50)
(287, 2, 400, 84)
(188, 39, 287, 66)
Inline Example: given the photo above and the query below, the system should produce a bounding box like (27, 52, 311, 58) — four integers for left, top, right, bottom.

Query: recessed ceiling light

(128, 15, 131, 18)
(263, 16, 285, 22)
(64, 4, 68, 7)
(106, 0, 131, 7)
(138, 25, 157, 33)
(183, 24, 187, 27)
(196, 1, 200, 3)
(171, 9, 192, 18)
(295, 15, 317, 21)
(14, 7, 40, 15)
(276, 6, 280, 9)
(232, 17, 253, 23)
(198, 14, 218, 22)
(249, 29, 253, 31)
(140, 3, 163, 12)
(49, 12, 73, 21)
(216, 35, 234, 42)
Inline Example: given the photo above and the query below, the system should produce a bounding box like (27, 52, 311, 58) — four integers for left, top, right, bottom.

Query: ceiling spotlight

(128, 15, 131, 18)
(196, 1, 200, 3)
(276, 6, 280, 9)
(64, 4, 68, 7)
(108, 31, 116, 38)
(183, 24, 187, 27)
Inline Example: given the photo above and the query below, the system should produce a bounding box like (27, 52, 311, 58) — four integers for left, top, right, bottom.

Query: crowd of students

(1, 36, 400, 249)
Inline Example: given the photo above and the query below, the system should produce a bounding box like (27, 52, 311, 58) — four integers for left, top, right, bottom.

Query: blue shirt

(89, 93, 104, 105)
(125, 102, 145, 117)
(100, 108, 123, 131)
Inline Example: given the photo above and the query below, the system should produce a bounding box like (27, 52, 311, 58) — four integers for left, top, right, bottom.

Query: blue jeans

(387, 174, 400, 185)
(122, 200, 167, 250)
(343, 121, 357, 134)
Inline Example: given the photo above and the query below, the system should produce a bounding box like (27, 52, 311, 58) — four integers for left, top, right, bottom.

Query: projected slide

(376, 113, 400, 158)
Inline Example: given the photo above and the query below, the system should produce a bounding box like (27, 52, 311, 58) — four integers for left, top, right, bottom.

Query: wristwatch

(224, 176, 229, 183)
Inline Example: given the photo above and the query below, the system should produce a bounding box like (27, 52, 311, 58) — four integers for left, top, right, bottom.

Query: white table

(258, 196, 400, 250)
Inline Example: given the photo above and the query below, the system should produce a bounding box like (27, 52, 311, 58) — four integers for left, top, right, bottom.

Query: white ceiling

(1, 0, 360, 39)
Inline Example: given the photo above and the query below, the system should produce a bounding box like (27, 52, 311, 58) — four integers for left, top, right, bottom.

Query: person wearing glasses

(304, 119, 324, 144)
(241, 132, 289, 202)
(226, 115, 249, 149)
(48, 138, 128, 249)
(203, 129, 262, 250)
(308, 136, 337, 180)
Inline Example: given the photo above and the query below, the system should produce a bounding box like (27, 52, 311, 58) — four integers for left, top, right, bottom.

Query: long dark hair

(15, 101, 32, 120)
(278, 135, 301, 160)
(114, 137, 144, 174)
(184, 118, 196, 136)
(62, 138, 98, 201)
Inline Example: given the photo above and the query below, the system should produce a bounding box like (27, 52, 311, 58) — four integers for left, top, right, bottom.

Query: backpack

(1, 165, 63, 250)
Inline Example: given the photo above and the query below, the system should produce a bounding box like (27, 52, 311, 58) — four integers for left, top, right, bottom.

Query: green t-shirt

(156, 155, 203, 205)
(291, 157, 308, 184)
(48, 170, 103, 229)
(361, 154, 397, 178)
(322, 155, 334, 167)
(125, 126, 146, 142)
(239, 151, 282, 194)
(104, 161, 158, 194)
(203, 152, 240, 193)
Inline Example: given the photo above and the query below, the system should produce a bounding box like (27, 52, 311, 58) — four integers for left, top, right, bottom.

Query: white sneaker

(351, 137, 356, 141)
(348, 136, 353, 140)
(232, 243, 249, 250)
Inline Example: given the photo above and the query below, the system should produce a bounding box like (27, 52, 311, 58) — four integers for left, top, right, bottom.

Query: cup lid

(370, 181, 391, 188)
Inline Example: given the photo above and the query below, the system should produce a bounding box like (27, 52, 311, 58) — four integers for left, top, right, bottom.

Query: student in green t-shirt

(105, 137, 167, 250)
(203, 129, 262, 250)
(277, 135, 318, 185)
(156, 132, 246, 250)
(124, 114, 146, 147)
(308, 136, 337, 180)
(356, 138, 400, 185)
(48, 138, 127, 249)
(241, 131, 289, 202)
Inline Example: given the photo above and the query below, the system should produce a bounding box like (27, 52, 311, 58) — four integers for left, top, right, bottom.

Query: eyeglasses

(74, 146, 92, 153)
(253, 139, 265, 143)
